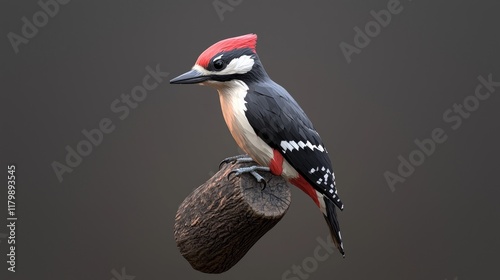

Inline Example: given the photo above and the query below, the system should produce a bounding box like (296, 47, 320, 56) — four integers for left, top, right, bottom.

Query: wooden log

(174, 159, 291, 274)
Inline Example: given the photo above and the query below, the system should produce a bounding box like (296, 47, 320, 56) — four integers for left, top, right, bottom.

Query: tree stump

(174, 159, 291, 273)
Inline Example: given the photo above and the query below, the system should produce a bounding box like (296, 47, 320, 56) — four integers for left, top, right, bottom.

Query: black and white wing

(244, 80, 344, 210)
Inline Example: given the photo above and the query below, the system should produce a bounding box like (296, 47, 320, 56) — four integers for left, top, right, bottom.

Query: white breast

(217, 80, 298, 179)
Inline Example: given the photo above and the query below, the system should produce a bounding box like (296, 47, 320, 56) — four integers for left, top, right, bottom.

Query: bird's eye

(213, 59, 225, 70)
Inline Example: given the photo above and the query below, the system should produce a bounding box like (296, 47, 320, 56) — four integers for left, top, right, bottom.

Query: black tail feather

(323, 196, 345, 257)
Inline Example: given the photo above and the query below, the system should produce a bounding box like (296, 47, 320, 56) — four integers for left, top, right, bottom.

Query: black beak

(169, 69, 209, 84)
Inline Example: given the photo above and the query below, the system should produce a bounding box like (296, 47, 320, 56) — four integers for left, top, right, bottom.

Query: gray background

(1, 0, 499, 279)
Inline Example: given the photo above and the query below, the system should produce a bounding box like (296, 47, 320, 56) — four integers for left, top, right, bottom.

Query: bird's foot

(219, 154, 254, 169)
(228, 165, 270, 189)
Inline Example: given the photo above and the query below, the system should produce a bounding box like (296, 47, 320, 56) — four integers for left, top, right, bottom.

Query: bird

(170, 34, 345, 257)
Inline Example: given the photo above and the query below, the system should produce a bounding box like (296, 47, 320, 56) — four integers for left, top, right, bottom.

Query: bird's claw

(227, 169, 239, 181)
(252, 172, 268, 190)
(219, 155, 253, 169)
(226, 166, 270, 189)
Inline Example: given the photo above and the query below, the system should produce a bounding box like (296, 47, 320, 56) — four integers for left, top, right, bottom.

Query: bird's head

(170, 34, 267, 87)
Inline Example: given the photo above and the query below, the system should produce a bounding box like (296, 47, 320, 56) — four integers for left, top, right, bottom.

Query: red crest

(195, 34, 257, 68)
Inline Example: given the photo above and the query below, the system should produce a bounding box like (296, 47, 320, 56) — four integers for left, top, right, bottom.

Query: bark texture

(174, 160, 291, 273)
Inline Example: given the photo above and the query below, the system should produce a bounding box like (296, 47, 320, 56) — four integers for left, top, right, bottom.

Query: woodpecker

(170, 34, 345, 256)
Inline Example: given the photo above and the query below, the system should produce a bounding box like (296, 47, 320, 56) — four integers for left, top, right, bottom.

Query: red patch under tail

(289, 175, 320, 207)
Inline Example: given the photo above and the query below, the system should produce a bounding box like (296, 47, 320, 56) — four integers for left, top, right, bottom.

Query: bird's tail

(323, 196, 345, 257)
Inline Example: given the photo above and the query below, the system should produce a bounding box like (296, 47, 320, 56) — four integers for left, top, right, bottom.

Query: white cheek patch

(193, 55, 255, 77)
(219, 55, 255, 75)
